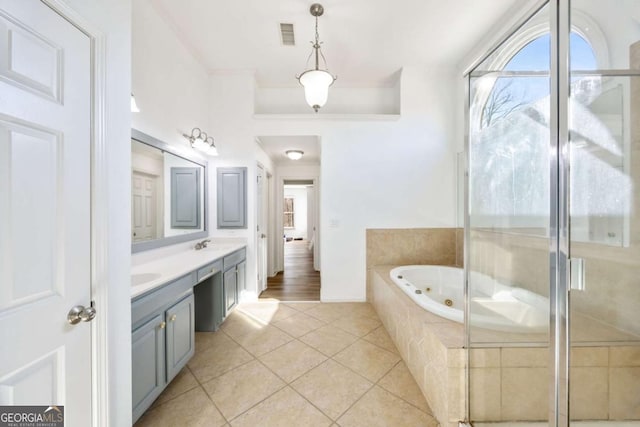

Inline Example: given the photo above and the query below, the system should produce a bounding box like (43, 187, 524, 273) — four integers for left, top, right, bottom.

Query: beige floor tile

(220, 311, 268, 339)
(150, 366, 199, 408)
(195, 330, 238, 352)
(299, 325, 359, 357)
(284, 302, 320, 312)
(342, 303, 379, 320)
(237, 302, 299, 324)
(305, 304, 349, 322)
(333, 340, 400, 382)
(330, 314, 381, 337)
(337, 386, 437, 427)
(378, 361, 431, 413)
(259, 340, 328, 383)
(229, 386, 332, 427)
(272, 312, 326, 338)
(291, 359, 373, 420)
(362, 326, 399, 354)
(135, 386, 226, 427)
(234, 325, 294, 356)
(188, 335, 254, 383)
(202, 359, 285, 420)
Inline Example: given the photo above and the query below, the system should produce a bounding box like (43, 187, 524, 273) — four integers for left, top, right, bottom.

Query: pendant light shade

(296, 4, 336, 113)
(299, 69, 334, 112)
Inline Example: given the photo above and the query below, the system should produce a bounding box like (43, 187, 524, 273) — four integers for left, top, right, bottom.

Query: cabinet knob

(170, 314, 177, 322)
(159, 321, 166, 329)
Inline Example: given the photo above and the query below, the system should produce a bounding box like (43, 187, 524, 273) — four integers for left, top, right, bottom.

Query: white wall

(60, 0, 132, 425)
(131, 0, 210, 148)
(131, 0, 214, 261)
(283, 186, 308, 239)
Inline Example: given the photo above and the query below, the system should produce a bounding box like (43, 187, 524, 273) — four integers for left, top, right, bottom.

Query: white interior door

(132, 172, 157, 242)
(256, 165, 268, 292)
(0, 1, 92, 425)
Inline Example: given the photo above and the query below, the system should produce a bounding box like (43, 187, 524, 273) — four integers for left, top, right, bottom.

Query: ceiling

(257, 136, 321, 164)
(151, 0, 520, 88)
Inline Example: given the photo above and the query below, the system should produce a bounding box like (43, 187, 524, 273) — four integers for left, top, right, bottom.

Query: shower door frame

(462, 1, 571, 425)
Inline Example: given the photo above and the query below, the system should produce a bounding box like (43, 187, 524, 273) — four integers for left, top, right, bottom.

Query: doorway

(260, 179, 320, 301)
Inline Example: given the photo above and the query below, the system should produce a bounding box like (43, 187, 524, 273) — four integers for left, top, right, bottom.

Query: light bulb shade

(130, 93, 140, 112)
(192, 137, 207, 151)
(286, 150, 304, 160)
(206, 144, 218, 156)
(298, 69, 335, 111)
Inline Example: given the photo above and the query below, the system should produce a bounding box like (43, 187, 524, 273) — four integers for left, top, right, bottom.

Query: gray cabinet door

(165, 293, 195, 381)
(171, 167, 201, 229)
(217, 167, 247, 228)
(237, 260, 246, 293)
(132, 314, 165, 423)
(223, 267, 238, 315)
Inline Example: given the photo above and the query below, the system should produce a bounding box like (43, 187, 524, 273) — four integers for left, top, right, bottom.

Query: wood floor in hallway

(260, 239, 320, 301)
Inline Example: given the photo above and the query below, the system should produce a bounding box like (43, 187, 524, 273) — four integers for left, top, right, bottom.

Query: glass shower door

(467, 3, 552, 424)
(567, 0, 640, 423)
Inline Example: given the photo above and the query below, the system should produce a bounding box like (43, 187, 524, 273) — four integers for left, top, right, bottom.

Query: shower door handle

(569, 258, 586, 292)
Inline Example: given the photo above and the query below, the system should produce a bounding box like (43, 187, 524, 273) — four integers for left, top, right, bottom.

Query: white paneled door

(0, 1, 92, 426)
(256, 165, 268, 293)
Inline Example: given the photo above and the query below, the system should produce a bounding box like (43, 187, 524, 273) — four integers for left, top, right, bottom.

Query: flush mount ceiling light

(130, 93, 140, 113)
(286, 150, 304, 160)
(183, 127, 219, 156)
(296, 3, 336, 113)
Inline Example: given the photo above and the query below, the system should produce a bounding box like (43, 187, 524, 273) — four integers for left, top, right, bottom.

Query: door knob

(261, 234, 266, 238)
(67, 304, 97, 325)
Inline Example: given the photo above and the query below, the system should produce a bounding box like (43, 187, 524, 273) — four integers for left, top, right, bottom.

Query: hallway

(260, 240, 320, 301)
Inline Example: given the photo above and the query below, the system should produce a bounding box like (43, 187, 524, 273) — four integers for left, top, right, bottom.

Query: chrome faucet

(194, 239, 211, 250)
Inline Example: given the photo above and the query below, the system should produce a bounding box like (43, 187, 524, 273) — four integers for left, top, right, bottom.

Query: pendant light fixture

(296, 3, 336, 113)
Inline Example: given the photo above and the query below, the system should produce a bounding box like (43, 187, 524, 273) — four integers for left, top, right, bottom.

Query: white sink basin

(132, 273, 161, 286)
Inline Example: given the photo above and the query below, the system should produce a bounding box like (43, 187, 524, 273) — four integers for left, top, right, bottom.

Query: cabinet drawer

(132, 273, 194, 329)
(197, 259, 223, 283)
(223, 248, 246, 270)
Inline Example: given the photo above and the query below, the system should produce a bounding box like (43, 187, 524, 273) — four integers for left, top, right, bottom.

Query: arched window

(480, 32, 597, 129)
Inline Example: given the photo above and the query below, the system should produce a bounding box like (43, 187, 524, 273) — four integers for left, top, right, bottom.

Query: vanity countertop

(131, 240, 246, 299)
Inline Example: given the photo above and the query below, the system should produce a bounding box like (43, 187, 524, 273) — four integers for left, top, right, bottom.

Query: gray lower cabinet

(132, 287, 195, 423)
(165, 294, 195, 381)
(237, 260, 246, 293)
(222, 248, 246, 316)
(132, 314, 165, 422)
(223, 267, 238, 313)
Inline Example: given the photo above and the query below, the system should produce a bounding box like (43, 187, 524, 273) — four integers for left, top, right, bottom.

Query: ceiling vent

(280, 23, 295, 46)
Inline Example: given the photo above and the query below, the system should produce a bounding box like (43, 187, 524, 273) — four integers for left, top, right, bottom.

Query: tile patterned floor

(135, 301, 438, 427)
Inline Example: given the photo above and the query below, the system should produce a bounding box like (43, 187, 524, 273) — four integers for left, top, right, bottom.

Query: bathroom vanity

(130, 243, 246, 422)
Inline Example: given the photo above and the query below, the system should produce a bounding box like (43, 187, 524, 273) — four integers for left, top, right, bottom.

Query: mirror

(131, 129, 208, 253)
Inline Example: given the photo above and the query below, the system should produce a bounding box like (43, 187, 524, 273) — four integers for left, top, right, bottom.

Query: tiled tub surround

(370, 267, 465, 427)
(366, 228, 463, 301)
(371, 267, 640, 425)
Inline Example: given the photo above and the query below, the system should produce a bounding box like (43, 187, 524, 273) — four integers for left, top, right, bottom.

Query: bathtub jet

(389, 265, 548, 333)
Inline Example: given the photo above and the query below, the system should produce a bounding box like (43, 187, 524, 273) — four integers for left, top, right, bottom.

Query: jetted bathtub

(389, 265, 548, 333)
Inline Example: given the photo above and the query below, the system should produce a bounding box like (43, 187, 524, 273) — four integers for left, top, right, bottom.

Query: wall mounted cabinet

(217, 167, 247, 229)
